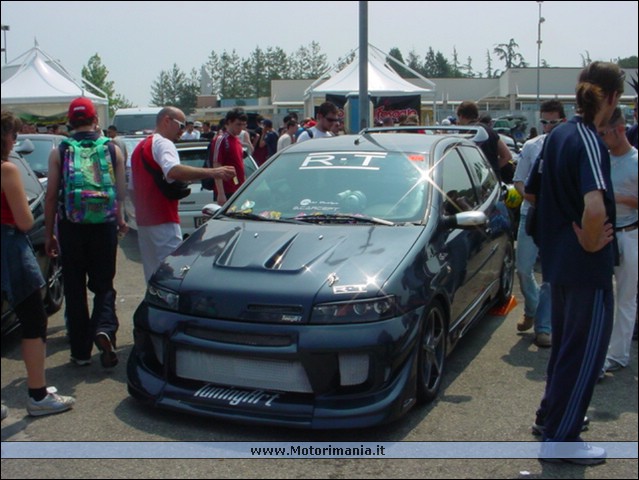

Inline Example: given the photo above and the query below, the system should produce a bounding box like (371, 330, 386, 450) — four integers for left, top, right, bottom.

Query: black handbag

(141, 151, 191, 200)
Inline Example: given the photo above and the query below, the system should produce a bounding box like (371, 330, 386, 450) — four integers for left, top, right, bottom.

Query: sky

(1, 1, 637, 107)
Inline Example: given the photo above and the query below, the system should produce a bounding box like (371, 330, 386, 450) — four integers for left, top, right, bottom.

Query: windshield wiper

(292, 213, 395, 226)
(223, 211, 303, 223)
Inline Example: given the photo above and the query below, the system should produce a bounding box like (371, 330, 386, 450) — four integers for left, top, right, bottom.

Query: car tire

(416, 301, 447, 403)
(44, 256, 64, 314)
(496, 241, 515, 305)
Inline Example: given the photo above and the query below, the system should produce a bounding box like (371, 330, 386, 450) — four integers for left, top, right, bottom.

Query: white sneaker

(539, 441, 607, 465)
(27, 387, 75, 417)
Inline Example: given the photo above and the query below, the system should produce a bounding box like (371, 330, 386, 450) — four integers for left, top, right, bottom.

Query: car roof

(283, 131, 477, 155)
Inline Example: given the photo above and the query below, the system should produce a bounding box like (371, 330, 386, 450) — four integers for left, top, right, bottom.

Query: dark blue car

(127, 126, 514, 428)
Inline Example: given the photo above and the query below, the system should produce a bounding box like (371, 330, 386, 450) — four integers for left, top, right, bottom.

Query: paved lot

(1, 230, 637, 478)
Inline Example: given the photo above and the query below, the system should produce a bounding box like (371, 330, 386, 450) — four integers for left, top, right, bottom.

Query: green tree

(485, 49, 494, 78)
(82, 53, 133, 117)
(493, 38, 527, 69)
(405, 49, 424, 77)
(463, 56, 474, 78)
(290, 42, 329, 79)
(387, 47, 412, 78)
(220, 50, 243, 99)
(450, 47, 463, 77)
(265, 46, 290, 82)
(150, 64, 198, 114)
(434, 52, 452, 77)
(580, 50, 592, 67)
(617, 56, 638, 68)
(424, 47, 438, 78)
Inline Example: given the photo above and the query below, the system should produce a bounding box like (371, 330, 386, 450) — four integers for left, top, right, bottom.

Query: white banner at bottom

(1, 441, 637, 459)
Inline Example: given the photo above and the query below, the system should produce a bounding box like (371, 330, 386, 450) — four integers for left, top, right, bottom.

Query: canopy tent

(1, 45, 108, 125)
(304, 44, 436, 126)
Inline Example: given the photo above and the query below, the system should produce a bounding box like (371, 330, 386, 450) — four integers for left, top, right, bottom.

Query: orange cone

(489, 295, 518, 316)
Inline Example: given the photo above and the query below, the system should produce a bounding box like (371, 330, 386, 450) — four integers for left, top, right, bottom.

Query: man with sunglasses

(513, 100, 566, 349)
(296, 102, 339, 143)
(131, 107, 235, 282)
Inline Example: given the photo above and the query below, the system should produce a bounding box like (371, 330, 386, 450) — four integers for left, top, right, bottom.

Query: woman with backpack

(1, 110, 75, 418)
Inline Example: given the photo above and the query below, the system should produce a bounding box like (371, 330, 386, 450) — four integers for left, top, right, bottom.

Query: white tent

(1, 46, 108, 124)
(304, 44, 436, 119)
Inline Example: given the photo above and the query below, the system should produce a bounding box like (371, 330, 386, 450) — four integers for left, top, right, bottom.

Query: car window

(227, 150, 429, 222)
(9, 152, 44, 203)
(17, 138, 55, 175)
(178, 148, 207, 168)
(440, 148, 478, 214)
(458, 146, 499, 205)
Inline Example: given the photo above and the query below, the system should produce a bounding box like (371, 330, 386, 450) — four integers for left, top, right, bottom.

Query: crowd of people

(1, 63, 637, 466)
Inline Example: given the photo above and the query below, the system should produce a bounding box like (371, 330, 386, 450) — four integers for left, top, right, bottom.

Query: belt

(615, 222, 638, 232)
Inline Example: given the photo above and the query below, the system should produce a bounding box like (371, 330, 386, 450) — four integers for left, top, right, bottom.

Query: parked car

(124, 140, 259, 238)
(15, 134, 68, 184)
(1, 146, 64, 336)
(127, 126, 515, 428)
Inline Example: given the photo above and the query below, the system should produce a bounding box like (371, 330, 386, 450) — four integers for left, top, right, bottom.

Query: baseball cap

(68, 97, 97, 123)
(193, 121, 203, 128)
(262, 119, 273, 128)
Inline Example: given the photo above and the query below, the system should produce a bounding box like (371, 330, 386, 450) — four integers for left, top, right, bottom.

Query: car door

(439, 146, 485, 326)
(457, 145, 505, 305)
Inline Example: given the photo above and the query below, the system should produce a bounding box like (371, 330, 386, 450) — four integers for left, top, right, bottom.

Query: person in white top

(180, 121, 200, 140)
(277, 120, 298, 151)
(296, 102, 339, 143)
(600, 107, 638, 374)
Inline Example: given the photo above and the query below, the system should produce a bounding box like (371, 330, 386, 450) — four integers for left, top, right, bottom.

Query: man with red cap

(44, 97, 128, 369)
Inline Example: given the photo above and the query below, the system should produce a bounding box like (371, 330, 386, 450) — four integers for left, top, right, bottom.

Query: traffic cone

(489, 295, 517, 316)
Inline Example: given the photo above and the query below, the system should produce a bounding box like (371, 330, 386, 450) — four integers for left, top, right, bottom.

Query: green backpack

(61, 137, 117, 224)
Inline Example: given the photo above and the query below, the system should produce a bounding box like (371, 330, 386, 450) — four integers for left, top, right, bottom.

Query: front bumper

(127, 302, 424, 429)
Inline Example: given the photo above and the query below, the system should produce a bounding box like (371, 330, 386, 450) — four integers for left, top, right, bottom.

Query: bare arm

(614, 193, 638, 210)
(1, 161, 34, 232)
(572, 190, 614, 252)
(44, 149, 62, 257)
(165, 163, 235, 182)
(514, 181, 525, 198)
(497, 139, 513, 168)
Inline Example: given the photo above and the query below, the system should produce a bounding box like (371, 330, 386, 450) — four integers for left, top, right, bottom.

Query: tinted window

(440, 148, 478, 214)
(459, 146, 498, 205)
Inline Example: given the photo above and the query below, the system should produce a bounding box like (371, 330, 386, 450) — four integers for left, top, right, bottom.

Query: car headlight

(145, 283, 180, 311)
(311, 295, 397, 324)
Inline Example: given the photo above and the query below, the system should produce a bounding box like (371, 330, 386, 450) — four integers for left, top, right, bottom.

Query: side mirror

(14, 138, 35, 155)
(441, 211, 488, 230)
(202, 203, 222, 217)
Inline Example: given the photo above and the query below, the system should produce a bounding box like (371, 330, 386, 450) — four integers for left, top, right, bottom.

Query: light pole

(1, 25, 9, 64)
(536, 2, 545, 114)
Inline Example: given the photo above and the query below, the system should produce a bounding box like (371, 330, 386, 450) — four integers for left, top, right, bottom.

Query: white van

(112, 107, 162, 134)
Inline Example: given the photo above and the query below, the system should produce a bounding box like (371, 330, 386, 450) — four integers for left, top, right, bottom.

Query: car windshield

(226, 149, 431, 223)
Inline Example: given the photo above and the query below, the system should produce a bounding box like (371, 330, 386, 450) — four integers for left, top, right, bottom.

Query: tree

(290, 42, 328, 79)
(406, 49, 424, 77)
(387, 47, 412, 78)
(150, 64, 198, 114)
(82, 53, 133, 117)
(450, 47, 463, 78)
(434, 51, 452, 77)
(580, 50, 592, 67)
(485, 49, 494, 78)
(424, 47, 438, 78)
(493, 38, 527, 69)
(463, 56, 474, 78)
(617, 56, 638, 68)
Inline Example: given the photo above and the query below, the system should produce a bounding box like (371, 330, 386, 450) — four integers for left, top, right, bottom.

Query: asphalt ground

(1, 229, 637, 479)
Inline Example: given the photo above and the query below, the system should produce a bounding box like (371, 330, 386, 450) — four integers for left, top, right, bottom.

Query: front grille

(184, 326, 294, 347)
(175, 348, 313, 393)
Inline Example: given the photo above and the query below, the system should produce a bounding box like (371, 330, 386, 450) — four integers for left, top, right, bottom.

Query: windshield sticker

(194, 384, 282, 407)
(300, 152, 387, 170)
(408, 154, 425, 162)
(293, 199, 340, 212)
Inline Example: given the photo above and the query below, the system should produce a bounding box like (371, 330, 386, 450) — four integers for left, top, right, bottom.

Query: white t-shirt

(296, 127, 332, 143)
(151, 133, 181, 182)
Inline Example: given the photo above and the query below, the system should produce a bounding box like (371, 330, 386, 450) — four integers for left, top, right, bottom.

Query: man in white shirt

(277, 120, 298, 151)
(296, 102, 339, 143)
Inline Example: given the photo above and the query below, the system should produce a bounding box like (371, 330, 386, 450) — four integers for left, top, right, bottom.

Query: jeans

(516, 214, 551, 334)
(58, 220, 119, 360)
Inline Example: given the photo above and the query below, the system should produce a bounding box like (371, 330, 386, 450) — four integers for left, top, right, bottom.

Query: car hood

(154, 219, 425, 321)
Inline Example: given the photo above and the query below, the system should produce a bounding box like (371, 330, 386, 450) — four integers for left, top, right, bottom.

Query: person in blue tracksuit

(532, 62, 625, 465)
